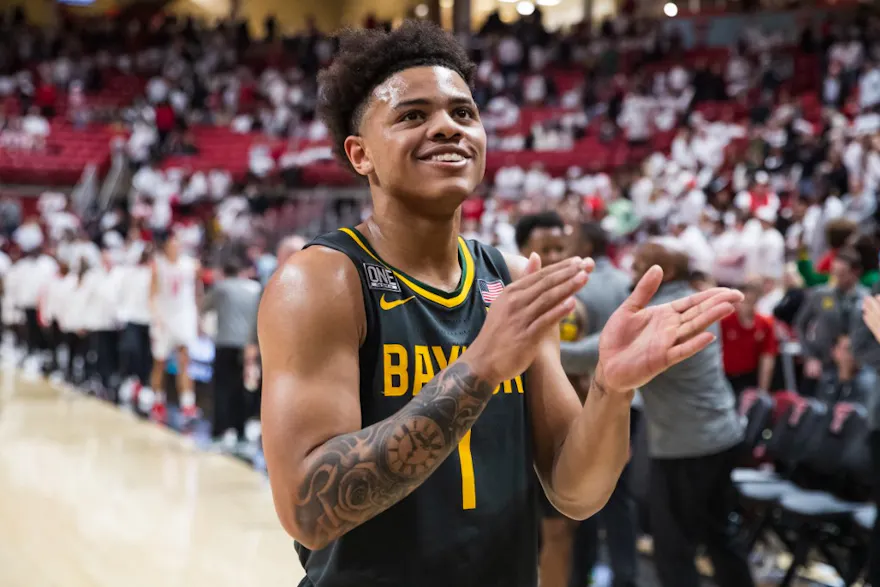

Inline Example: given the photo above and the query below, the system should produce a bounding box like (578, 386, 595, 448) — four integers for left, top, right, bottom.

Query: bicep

(258, 252, 364, 531)
(527, 332, 582, 482)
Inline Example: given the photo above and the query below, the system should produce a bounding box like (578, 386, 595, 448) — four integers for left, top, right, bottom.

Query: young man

(145, 233, 200, 423)
(515, 210, 587, 587)
(258, 22, 742, 587)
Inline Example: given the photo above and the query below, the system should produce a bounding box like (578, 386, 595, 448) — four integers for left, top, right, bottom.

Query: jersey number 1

(457, 431, 476, 510)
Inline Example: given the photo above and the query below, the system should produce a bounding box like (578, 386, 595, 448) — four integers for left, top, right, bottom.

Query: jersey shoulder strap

(466, 239, 513, 285)
(304, 230, 381, 390)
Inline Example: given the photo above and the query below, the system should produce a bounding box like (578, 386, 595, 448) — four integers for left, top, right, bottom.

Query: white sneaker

(244, 419, 262, 443)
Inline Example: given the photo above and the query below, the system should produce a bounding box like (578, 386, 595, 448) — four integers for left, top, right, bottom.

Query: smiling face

(343, 65, 487, 215)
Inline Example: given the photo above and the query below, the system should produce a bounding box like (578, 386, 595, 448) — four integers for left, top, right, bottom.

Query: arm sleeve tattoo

(294, 360, 494, 547)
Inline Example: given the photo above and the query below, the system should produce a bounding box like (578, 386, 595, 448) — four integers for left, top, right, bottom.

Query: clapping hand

(595, 266, 743, 391)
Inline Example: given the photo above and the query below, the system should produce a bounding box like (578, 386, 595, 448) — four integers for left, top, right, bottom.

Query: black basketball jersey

(297, 227, 539, 587)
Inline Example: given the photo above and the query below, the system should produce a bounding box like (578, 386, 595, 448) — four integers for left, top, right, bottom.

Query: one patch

(364, 263, 401, 293)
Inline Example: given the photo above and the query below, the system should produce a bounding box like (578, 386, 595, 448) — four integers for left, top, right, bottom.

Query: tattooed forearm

(293, 360, 495, 548)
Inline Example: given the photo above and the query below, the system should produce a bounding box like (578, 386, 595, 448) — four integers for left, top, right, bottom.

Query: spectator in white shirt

(712, 211, 752, 287)
(618, 87, 654, 144)
(17, 249, 57, 369)
(859, 61, 880, 112)
(670, 127, 697, 170)
(81, 250, 123, 393)
(748, 206, 786, 281)
(117, 249, 154, 401)
(670, 214, 714, 275)
(21, 106, 50, 149)
(146, 75, 170, 104)
(842, 178, 878, 227)
(497, 35, 523, 79)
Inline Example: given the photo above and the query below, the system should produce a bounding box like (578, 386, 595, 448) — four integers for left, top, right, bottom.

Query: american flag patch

(478, 279, 504, 304)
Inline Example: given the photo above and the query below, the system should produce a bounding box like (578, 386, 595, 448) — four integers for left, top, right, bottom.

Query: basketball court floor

(0, 368, 306, 587)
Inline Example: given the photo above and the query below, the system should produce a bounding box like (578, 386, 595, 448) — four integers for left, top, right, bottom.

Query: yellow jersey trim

(339, 227, 475, 309)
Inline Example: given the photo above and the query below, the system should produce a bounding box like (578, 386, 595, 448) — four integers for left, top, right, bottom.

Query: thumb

(524, 252, 542, 276)
(626, 265, 663, 311)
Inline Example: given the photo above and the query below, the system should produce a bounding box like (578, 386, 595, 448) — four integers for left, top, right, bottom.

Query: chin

(419, 177, 476, 208)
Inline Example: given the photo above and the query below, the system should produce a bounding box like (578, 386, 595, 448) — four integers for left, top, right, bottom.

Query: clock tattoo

(387, 417, 445, 476)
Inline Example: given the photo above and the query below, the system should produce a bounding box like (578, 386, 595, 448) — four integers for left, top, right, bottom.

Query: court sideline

(0, 367, 306, 587)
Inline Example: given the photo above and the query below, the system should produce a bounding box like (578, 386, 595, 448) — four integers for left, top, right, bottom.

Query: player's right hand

(467, 254, 591, 384)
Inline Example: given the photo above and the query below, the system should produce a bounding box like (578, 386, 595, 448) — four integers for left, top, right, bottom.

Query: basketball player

(258, 22, 743, 587)
(515, 210, 588, 587)
(144, 233, 200, 423)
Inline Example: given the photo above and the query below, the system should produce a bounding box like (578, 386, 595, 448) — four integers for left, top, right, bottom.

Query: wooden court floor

(0, 368, 306, 587)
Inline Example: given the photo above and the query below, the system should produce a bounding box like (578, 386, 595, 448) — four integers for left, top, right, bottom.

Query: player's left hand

(595, 265, 743, 391)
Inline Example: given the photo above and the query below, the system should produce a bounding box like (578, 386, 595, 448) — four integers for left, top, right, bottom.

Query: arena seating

(0, 43, 821, 187)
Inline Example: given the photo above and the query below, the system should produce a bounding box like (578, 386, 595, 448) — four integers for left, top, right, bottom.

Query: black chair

(735, 395, 830, 497)
(735, 395, 830, 551)
(774, 402, 872, 586)
(738, 388, 774, 458)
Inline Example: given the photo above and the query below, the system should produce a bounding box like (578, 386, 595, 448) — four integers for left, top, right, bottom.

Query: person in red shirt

(721, 282, 779, 395)
(154, 100, 176, 149)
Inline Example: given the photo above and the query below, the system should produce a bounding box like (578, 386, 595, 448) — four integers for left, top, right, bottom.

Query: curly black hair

(317, 20, 476, 174)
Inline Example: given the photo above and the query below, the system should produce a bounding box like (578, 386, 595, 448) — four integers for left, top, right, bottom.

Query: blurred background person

(721, 281, 778, 395)
(201, 258, 262, 452)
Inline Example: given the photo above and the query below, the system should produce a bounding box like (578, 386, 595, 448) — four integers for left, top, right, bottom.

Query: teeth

(430, 153, 465, 162)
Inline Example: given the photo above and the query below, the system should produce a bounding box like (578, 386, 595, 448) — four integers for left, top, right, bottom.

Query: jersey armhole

(303, 242, 376, 350)
(480, 242, 514, 285)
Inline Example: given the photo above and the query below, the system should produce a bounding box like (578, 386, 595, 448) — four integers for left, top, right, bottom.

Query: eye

(454, 107, 475, 119)
(400, 110, 425, 122)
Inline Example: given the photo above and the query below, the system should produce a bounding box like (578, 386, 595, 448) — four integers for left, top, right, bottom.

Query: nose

(427, 110, 462, 140)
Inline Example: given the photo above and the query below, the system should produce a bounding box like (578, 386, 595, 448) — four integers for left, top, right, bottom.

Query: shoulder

(259, 245, 365, 344)
(243, 279, 262, 294)
(500, 250, 528, 281)
(756, 312, 775, 329)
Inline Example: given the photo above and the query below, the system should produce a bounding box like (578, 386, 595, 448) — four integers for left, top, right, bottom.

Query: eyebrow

(391, 96, 477, 111)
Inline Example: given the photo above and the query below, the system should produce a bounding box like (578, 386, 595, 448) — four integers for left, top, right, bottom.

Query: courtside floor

(0, 368, 306, 587)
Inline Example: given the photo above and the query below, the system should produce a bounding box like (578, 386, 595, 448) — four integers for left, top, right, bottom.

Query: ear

(344, 136, 373, 176)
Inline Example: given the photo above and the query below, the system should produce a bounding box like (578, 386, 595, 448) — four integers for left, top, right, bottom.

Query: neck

(363, 198, 462, 291)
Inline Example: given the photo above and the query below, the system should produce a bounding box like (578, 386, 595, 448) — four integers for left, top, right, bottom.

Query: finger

(624, 265, 663, 311)
(524, 252, 541, 277)
(525, 264, 590, 320)
(677, 290, 743, 325)
(676, 301, 735, 342)
(582, 257, 596, 274)
(513, 256, 584, 290)
(670, 287, 744, 314)
(865, 295, 880, 317)
(527, 295, 578, 337)
(667, 331, 716, 366)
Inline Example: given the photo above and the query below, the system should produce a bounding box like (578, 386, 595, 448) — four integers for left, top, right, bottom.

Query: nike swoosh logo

(380, 294, 415, 311)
